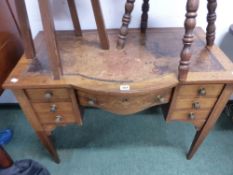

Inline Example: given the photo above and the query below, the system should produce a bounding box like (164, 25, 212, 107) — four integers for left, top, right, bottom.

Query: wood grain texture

(14, 0, 35, 59)
(36, 131, 60, 163)
(78, 89, 172, 115)
(206, 0, 217, 46)
(26, 88, 70, 102)
(117, 0, 135, 49)
(0, 0, 23, 94)
(177, 84, 223, 98)
(174, 98, 217, 110)
(91, 0, 109, 50)
(38, 0, 62, 80)
(187, 84, 233, 159)
(67, 0, 82, 36)
(179, 0, 199, 81)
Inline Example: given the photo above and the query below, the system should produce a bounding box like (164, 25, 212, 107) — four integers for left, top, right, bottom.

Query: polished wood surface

(3, 0, 233, 163)
(179, 0, 199, 81)
(0, 146, 13, 168)
(0, 0, 23, 94)
(78, 88, 172, 115)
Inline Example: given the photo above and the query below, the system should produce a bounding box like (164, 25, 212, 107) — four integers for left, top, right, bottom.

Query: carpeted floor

(0, 105, 233, 175)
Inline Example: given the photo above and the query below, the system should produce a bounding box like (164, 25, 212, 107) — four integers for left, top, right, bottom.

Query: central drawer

(77, 89, 172, 115)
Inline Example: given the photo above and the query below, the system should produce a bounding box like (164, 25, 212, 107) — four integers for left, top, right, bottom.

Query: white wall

(24, 0, 233, 45)
(1, 0, 233, 103)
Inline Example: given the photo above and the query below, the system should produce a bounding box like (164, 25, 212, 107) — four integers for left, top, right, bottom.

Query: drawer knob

(88, 99, 96, 106)
(44, 91, 53, 100)
(156, 95, 165, 103)
(198, 87, 206, 96)
(192, 101, 200, 109)
(188, 112, 196, 120)
(55, 115, 63, 123)
(50, 104, 57, 113)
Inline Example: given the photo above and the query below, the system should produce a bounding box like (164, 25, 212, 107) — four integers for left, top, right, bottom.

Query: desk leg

(187, 84, 233, 159)
(13, 89, 60, 163)
(36, 132, 60, 163)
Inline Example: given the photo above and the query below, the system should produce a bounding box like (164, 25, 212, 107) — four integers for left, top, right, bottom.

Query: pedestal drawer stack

(166, 84, 224, 129)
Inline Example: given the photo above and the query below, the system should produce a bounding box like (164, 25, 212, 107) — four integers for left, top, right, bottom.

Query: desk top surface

(4, 28, 233, 93)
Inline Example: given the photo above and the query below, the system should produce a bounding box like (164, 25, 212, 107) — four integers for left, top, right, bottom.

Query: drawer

(174, 98, 217, 110)
(170, 109, 210, 121)
(78, 89, 172, 115)
(32, 102, 76, 124)
(37, 111, 76, 124)
(32, 102, 73, 113)
(26, 88, 70, 102)
(177, 84, 223, 98)
(170, 110, 208, 130)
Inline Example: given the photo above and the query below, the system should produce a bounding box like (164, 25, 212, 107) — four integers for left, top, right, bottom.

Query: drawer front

(37, 112, 76, 124)
(32, 102, 76, 124)
(174, 98, 217, 110)
(177, 84, 223, 98)
(26, 88, 70, 102)
(32, 102, 73, 113)
(78, 89, 172, 115)
(170, 110, 210, 121)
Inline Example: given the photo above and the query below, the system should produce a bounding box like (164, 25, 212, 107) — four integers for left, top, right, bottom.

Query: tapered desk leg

(91, 0, 109, 50)
(187, 84, 233, 159)
(36, 132, 60, 163)
(67, 0, 82, 36)
(117, 0, 135, 49)
(179, 0, 199, 81)
(141, 0, 150, 33)
(13, 89, 60, 163)
(0, 146, 13, 168)
(206, 0, 217, 46)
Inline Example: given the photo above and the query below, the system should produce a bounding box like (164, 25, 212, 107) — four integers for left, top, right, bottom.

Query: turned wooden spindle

(117, 0, 135, 49)
(206, 0, 217, 46)
(179, 0, 199, 81)
(141, 0, 150, 33)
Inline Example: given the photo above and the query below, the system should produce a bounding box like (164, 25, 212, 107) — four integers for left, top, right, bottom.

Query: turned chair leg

(206, 0, 217, 46)
(141, 0, 150, 33)
(67, 0, 82, 36)
(178, 0, 199, 81)
(117, 0, 135, 49)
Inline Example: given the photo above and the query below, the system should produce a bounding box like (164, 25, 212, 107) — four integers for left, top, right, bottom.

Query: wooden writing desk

(3, 0, 233, 163)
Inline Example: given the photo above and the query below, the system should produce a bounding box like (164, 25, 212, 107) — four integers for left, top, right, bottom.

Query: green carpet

(1, 105, 233, 175)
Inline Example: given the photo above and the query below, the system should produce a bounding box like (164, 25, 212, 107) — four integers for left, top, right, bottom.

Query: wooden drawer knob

(55, 115, 64, 123)
(188, 112, 196, 120)
(88, 99, 96, 106)
(44, 91, 53, 100)
(50, 104, 57, 113)
(156, 95, 165, 103)
(192, 101, 200, 109)
(198, 87, 206, 96)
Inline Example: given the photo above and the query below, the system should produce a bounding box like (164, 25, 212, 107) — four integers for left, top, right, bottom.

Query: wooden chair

(117, 0, 217, 80)
(66, 0, 109, 49)
(0, 0, 23, 169)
